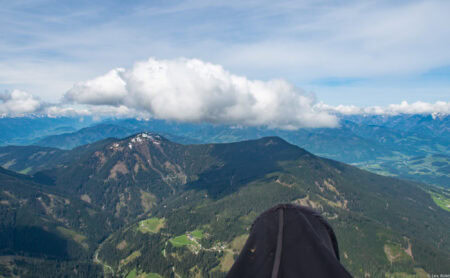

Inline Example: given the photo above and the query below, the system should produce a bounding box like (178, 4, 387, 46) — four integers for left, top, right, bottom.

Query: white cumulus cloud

(315, 101, 450, 115)
(64, 58, 339, 129)
(64, 68, 127, 106)
(44, 104, 147, 119)
(0, 90, 42, 115)
(385, 101, 450, 115)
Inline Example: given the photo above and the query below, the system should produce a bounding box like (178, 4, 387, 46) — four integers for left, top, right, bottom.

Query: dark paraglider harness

(227, 204, 353, 278)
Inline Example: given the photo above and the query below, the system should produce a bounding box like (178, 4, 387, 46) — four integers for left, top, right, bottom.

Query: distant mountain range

(34, 123, 200, 149)
(0, 134, 449, 277)
(1, 114, 448, 187)
(0, 116, 91, 146)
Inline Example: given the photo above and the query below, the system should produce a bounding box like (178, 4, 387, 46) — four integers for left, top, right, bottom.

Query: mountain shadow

(0, 226, 69, 259)
(187, 137, 309, 199)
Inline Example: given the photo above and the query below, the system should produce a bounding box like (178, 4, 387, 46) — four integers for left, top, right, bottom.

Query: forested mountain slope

(0, 134, 449, 277)
(0, 167, 121, 277)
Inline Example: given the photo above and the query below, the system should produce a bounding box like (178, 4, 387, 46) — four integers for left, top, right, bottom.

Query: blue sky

(1, 0, 449, 107)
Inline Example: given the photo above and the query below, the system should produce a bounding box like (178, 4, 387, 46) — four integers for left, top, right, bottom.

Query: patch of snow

(131, 137, 143, 143)
(129, 133, 163, 146)
(110, 143, 120, 150)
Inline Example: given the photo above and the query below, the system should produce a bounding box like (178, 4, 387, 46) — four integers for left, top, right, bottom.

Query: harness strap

(271, 207, 284, 278)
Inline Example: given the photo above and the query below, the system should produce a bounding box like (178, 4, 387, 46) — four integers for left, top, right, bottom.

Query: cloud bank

(0, 90, 41, 116)
(316, 101, 450, 116)
(2, 58, 449, 126)
(64, 58, 338, 129)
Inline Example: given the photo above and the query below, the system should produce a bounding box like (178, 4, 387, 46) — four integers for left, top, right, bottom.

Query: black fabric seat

(227, 204, 353, 278)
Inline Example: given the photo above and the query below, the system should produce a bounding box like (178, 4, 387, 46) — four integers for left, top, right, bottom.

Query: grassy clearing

(219, 251, 235, 272)
(169, 229, 204, 247)
(189, 266, 202, 278)
(145, 273, 163, 278)
(385, 267, 428, 278)
(384, 243, 411, 263)
(140, 190, 156, 213)
(238, 211, 258, 225)
(126, 269, 162, 278)
(170, 234, 194, 247)
(191, 229, 204, 239)
(138, 217, 165, 234)
(429, 192, 450, 212)
(120, 250, 141, 266)
(231, 234, 248, 252)
(18, 167, 32, 174)
(126, 269, 137, 278)
(116, 240, 127, 250)
(56, 226, 88, 249)
(2, 160, 15, 169)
